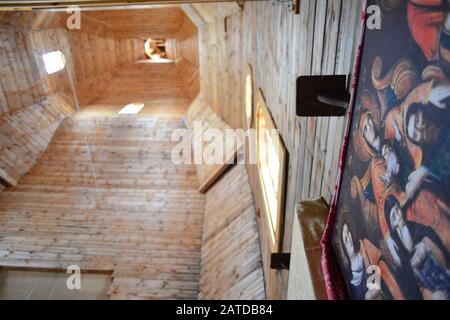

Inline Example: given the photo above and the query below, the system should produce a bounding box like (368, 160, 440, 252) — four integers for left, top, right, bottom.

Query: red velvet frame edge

(320, 0, 369, 300)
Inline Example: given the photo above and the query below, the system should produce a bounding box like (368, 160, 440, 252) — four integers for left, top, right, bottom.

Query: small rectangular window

(42, 50, 66, 74)
(118, 102, 144, 115)
(245, 64, 254, 129)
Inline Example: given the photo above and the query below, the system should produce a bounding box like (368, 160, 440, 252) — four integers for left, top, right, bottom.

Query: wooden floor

(0, 61, 205, 299)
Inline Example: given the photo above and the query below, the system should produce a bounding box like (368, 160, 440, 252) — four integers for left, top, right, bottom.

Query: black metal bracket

(296, 75, 350, 117)
(270, 253, 291, 270)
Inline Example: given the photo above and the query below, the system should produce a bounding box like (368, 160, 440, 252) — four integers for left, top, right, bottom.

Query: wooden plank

(194, 0, 363, 299)
(199, 165, 265, 300)
(197, 149, 237, 194)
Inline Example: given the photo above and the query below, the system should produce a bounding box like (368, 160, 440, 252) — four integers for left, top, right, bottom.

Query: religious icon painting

(330, 0, 450, 300)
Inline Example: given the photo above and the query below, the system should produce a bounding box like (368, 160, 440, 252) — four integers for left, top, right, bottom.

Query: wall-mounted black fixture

(296, 75, 350, 117)
(270, 253, 291, 270)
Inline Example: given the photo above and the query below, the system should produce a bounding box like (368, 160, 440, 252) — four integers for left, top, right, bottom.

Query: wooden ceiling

(84, 7, 186, 39)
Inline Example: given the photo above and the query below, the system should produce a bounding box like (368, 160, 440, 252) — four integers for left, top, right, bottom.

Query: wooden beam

(0, 265, 114, 275)
(198, 149, 238, 194)
(0, 0, 268, 9)
(0, 176, 13, 189)
(0, 168, 16, 188)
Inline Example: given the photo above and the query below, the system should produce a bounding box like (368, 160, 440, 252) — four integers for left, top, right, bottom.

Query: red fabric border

(320, 0, 369, 300)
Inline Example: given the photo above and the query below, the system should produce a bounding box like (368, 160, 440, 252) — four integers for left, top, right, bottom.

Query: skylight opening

(42, 50, 66, 74)
(144, 38, 170, 62)
(118, 103, 145, 115)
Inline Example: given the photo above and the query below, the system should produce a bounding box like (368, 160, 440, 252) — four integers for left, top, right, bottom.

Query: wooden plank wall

(174, 15, 200, 100)
(83, 8, 185, 39)
(64, 14, 145, 106)
(0, 93, 75, 186)
(0, 61, 204, 299)
(0, 11, 145, 187)
(190, 0, 363, 299)
(0, 12, 77, 186)
(186, 95, 237, 186)
(186, 97, 265, 300)
(197, 9, 243, 129)
(0, 12, 72, 116)
(165, 38, 178, 60)
(90, 60, 191, 117)
(200, 164, 265, 300)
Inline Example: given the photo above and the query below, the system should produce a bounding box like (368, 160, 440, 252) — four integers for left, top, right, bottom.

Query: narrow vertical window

(245, 64, 253, 129)
(256, 89, 287, 250)
(118, 102, 145, 115)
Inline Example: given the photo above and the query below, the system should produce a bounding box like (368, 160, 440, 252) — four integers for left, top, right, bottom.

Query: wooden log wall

(188, 0, 363, 299)
(174, 15, 200, 100)
(186, 96, 265, 300)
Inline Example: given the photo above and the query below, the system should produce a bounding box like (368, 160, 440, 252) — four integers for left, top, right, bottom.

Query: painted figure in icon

(332, 0, 450, 300)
